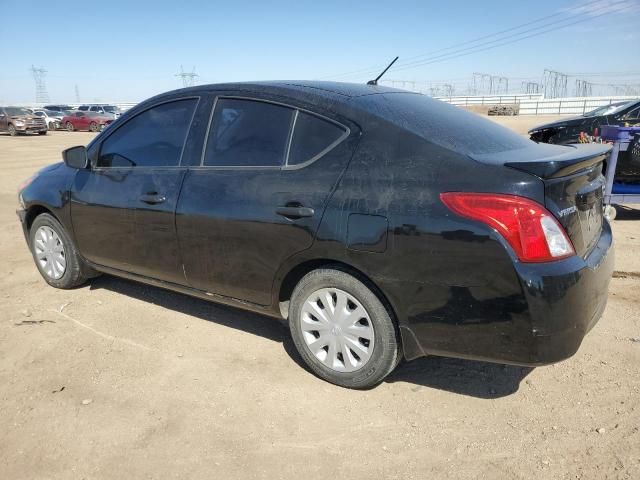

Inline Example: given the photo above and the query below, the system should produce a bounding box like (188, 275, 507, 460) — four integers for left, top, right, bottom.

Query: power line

(323, 0, 631, 80)
(388, 0, 632, 74)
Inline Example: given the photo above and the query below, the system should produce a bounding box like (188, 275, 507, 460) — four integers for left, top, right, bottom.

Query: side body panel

(177, 92, 361, 305)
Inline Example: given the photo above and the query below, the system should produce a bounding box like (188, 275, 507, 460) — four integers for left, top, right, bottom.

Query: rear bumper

(399, 220, 614, 366)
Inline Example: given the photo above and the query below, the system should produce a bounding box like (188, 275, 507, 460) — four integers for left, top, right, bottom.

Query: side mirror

(62, 145, 89, 169)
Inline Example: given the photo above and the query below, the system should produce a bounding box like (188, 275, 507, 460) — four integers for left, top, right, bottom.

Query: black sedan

(16, 82, 614, 389)
(529, 99, 640, 144)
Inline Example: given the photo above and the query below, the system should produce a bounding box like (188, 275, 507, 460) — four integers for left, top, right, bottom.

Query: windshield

(5, 107, 31, 116)
(34, 111, 45, 117)
(583, 101, 636, 117)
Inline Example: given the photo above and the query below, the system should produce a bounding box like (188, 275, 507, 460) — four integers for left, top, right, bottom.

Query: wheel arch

(276, 258, 399, 326)
(24, 204, 57, 233)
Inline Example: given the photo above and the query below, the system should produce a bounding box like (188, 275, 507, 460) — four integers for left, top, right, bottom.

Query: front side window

(203, 98, 294, 167)
(288, 111, 347, 166)
(97, 98, 197, 168)
(78, 106, 89, 111)
(624, 107, 640, 120)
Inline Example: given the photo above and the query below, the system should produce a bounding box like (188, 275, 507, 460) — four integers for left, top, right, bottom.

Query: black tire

(29, 213, 93, 289)
(65, 122, 74, 132)
(289, 268, 400, 389)
(38, 130, 47, 135)
(8, 124, 17, 136)
(89, 122, 99, 132)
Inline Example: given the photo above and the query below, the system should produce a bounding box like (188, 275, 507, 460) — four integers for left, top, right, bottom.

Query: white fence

(434, 94, 638, 116)
(434, 94, 543, 106)
(517, 96, 638, 115)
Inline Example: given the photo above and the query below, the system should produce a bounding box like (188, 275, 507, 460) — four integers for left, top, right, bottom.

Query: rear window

(363, 93, 530, 155)
(288, 112, 347, 166)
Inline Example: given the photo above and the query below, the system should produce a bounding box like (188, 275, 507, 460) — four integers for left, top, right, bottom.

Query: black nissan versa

(16, 82, 614, 389)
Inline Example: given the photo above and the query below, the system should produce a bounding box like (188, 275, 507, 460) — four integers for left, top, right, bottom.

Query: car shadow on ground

(89, 275, 532, 398)
(385, 357, 533, 398)
(613, 204, 640, 221)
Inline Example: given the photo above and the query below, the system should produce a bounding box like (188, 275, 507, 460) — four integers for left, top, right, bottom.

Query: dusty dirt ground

(0, 122, 638, 480)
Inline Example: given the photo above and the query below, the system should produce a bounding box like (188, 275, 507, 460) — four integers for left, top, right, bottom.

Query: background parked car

(33, 109, 65, 130)
(0, 106, 48, 136)
(44, 104, 75, 113)
(529, 99, 640, 144)
(62, 111, 114, 132)
(77, 104, 121, 118)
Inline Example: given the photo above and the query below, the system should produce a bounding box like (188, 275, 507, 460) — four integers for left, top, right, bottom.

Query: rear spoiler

(471, 143, 612, 179)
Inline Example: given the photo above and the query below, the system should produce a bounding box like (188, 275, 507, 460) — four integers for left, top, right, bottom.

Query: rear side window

(287, 112, 347, 166)
(204, 98, 294, 167)
(78, 106, 89, 111)
(97, 98, 197, 168)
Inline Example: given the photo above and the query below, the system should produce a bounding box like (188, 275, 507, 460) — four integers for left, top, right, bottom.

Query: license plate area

(578, 198, 603, 255)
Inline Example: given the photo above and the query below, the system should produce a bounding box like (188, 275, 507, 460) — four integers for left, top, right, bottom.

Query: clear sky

(1, 0, 639, 103)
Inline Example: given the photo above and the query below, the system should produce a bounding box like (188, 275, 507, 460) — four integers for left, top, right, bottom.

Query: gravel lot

(1, 119, 639, 479)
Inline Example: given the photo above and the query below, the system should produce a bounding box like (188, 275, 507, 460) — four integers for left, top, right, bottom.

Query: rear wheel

(8, 124, 17, 136)
(89, 122, 99, 132)
(38, 130, 47, 135)
(289, 268, 400, 389)
(65, 121, 74, 132)
(29, 213, 93, 289)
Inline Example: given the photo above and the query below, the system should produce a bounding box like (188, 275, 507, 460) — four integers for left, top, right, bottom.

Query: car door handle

(276, 206, 315, 219)
(139, 192, 167, 205)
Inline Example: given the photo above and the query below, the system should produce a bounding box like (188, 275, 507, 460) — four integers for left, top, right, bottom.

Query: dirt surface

(1, 128, 639, 480)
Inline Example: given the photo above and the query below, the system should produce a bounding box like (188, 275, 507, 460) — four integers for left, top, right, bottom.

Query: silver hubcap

(34, 226, 66, 280)
(300, 288, 375, 373)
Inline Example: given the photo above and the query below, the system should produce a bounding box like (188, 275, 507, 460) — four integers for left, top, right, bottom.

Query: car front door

(177, 96, 356, 305)
(74, 112, 88, 130)
(71, 97, 202, 283)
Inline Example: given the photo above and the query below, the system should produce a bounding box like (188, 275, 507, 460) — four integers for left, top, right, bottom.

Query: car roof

(161, 81, 409, 103)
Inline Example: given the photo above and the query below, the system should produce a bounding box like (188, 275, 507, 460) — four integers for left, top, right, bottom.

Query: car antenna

(367, 56, 399, 86)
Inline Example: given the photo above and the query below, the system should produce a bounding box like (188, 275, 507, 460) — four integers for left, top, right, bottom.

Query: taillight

(440, 192, 575, 263)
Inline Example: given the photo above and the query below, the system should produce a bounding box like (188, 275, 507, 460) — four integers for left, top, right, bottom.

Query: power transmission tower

(521, 81, 541, 94)
(30, 65, 50, 103)
(543, 69, 568, 98)
(575, 79, 593, 97)
(442, 84, 455, 97)
(473, 73, 509, 95)
(175, 65, 199, 87)
(75, 84, 81, 103)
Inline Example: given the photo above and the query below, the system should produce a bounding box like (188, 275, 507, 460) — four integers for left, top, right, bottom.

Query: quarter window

(288, 111, 347, 166)
(203, 98, 294, 167)
(97, 98, 197, 168)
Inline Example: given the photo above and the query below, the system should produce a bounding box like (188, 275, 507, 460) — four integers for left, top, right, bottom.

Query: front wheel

(38, 130, 47, 135)
(29, 213, 92, 289)
(289, 268, 400, 389)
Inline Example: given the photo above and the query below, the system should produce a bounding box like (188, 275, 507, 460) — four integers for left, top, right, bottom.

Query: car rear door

(71, 97, 202, 283)
(176, 95, 356, 305)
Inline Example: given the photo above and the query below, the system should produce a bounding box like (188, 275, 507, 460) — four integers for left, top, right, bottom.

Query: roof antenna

(367, 56, 399, 86)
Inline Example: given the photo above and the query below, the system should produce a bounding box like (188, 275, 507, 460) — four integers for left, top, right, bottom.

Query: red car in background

(62, 111, 114, 132)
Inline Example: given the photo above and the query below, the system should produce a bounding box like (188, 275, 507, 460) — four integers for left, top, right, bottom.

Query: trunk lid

(472, 143, 611, 258)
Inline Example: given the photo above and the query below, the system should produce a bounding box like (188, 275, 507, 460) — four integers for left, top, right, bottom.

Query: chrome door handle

(275, 206, 314, 219)
(139, 193, 167, 205)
